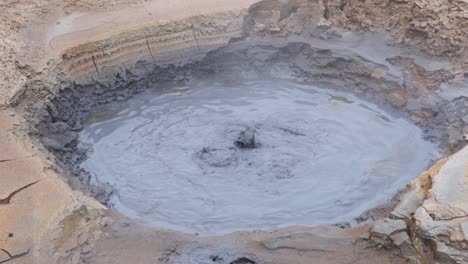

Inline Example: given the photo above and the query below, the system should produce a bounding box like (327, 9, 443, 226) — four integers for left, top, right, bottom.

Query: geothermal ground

(0, 0, 467, 264)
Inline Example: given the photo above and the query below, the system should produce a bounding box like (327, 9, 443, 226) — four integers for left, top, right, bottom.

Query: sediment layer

(59, 11, 248, 82)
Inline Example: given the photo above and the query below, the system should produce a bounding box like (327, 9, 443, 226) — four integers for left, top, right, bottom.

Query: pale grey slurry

(79, 80, 439, 234)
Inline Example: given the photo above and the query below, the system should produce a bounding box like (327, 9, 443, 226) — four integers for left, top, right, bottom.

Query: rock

(371, 218, 418, 259)
(428, 146, 468, 219)
(389, 232, 408, 247)
(371, 66, 388, 79)
(372, 218, 407, 237)
(234, 127, 257, 149)
(391, 188, 425, 219)
(435, 241, 468, 264)
(389, 146, 468, 263)
(41, 137, 64, 150)
(386, 91, 407, 108)
(371, 218, 407, 247)
(390, 232, 417, 258)
(49, 121, 71, 133)
(41, 131, 78, 150)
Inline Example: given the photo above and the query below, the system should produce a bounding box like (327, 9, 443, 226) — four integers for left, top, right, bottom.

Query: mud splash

(79, 80, 439, 234)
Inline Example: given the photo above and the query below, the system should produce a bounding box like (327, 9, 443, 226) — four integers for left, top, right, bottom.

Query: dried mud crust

(0, 0, 467, 263)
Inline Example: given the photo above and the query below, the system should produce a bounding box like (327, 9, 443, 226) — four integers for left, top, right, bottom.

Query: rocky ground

(0, 0, 466, 263)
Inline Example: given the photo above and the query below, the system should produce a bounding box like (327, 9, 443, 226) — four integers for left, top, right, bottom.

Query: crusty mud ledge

(0, 0, 467, 263)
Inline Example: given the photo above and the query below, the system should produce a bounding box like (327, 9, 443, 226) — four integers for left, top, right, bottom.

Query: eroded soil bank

(0, 0, 467, 263)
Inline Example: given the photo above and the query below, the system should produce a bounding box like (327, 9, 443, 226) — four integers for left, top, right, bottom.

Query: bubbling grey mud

(79, 80, 439, 234)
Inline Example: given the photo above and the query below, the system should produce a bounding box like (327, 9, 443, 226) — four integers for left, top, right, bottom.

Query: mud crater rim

(33, 38, 464, 235)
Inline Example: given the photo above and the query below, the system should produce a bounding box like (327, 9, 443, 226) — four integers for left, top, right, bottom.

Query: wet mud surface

(79, 80, 439, 234)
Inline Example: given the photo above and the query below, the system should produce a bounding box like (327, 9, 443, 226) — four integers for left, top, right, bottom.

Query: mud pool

(79, 80, 439, 234)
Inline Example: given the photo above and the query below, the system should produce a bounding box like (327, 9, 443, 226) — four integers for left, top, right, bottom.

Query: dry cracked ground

(0, 0, 467, 263)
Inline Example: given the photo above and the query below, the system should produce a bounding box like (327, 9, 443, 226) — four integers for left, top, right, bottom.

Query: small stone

(372, 218, 407, 237)
(371, 66, 388, 79)
(41, 131, 78, 150)
(49, 121, 71, 133)
(371, 218, 407, 247)
(253, 23, 266, 32)
(234, 127, 257, 149)
(386, 92, 408, 108)
(41, 137, 65, 150)
(390, 232, 409, 247)
(435, 241, 468, 264)
(268, 27, 281, 33)
(390, 232, 417, 259)
(391, 188, 424, 219)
